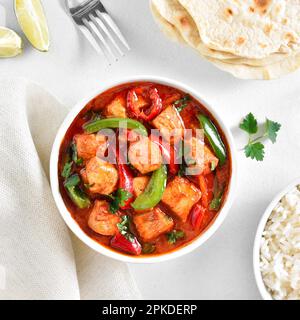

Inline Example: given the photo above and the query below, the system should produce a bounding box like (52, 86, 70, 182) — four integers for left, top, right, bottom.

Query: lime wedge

(0, 27, 22, 57)
(14, 0, 49, 52)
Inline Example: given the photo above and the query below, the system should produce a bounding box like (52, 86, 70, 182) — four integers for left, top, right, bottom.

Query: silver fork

(66, 0, 130, 64)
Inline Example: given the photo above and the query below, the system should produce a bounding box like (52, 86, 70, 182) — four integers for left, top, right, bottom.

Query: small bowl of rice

(253, 179, 300, 300)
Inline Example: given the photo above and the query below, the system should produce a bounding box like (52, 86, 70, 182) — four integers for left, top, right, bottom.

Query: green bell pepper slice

(64, 174, 91, 209)
(83, 117, 148, 136)
(131, 165, 167, 211)
(197, 114, 227, 166)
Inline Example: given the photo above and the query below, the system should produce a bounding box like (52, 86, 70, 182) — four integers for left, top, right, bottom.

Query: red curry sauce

(58, 82, 231, 257)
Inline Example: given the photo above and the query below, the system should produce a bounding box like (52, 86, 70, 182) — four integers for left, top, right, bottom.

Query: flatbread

(151, 0, 300, 79)
(206, 53, 300, 80)
(151, 0, 200, 48)
(199, 45, 289, 66)
(178, 0, 300, 59)
(152, 0, 291, 66)
(150, 2, 186, 44)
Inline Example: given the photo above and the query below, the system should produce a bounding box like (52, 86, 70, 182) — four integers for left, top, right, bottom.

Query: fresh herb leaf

(209, 180, 224, 211)
(90, 111, 101, 121)
(173, 95, 191, 112)
(177, 104, 188, 112)
(166, 230, 185, 244)
(109, 188, 132, 214)
(210, 197, 222, 210)
(109, 200, 119, 214)
(62, 161, 73, 178)
(210, 191, 223, 210)
(174, 95, 191, 105)
(240, 114, 281, 161)
(142, 243, 156, 254)
(244, 142, 265, 161)
(265, 119, 281, 144)
(117, 215, 130, 234)
(239, 113, 258, 134)
(118, 189, 132, 207)
(76, 158, 83, 165)
(183, 143, 197, 166)
(177, 143, 186, 176)
(84, 110, 102, 121)
(71, 142, 83, 166)
(64, 174, 81, 188)
(71, 142, 78, 161)
(117, 215, 135, 242)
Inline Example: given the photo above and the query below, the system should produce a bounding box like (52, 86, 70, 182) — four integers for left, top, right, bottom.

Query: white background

(1, 0, 300, 300)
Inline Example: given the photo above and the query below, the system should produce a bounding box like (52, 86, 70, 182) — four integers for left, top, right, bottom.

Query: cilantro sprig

(173, 95, 191, 112)
(64, 174, 81, 188)
(62, 161, 73, 178)
(239, 113, 281, 161)
(210, 189, 224, 211)
(117, 215, 135, 242)
(166, 230, 185, 244)
(71, 142, 83, 166)
(109, 188, 133, 213)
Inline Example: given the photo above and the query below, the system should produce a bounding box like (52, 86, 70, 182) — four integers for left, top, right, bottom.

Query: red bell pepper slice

(115, 148, 134, 209)
(168, 144, 179, 175)
(190, 203, 206, 230)
(150, 134, 179, 175)
(127, 87, 162, 121)
(111, 232, 142, 255)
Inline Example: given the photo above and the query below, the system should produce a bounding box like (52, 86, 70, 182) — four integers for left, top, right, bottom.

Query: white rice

(260, 185, 300, 300)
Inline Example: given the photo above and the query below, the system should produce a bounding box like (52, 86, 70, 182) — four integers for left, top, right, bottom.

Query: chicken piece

(162, 176, 201, 222)
(104, 94, 127, 118)
(88, 200, 120, 236)
(128, 137, 162, 174)
(133, 176, 150, 197)
(184, 137, 219, 176)
(74, 133, 107, 160)
(84, 156, 118, 195)
(133, 208, 174, 241)
(152, 105, 184, 140)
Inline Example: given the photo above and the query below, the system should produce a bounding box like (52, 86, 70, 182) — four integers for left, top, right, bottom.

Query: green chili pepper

(83, 117, 148, 136)
(131, 165, 167, 211)
(197, 114, 227, 166)
(64, 174, 91, 209)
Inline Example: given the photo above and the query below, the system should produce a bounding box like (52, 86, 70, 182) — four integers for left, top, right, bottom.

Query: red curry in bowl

(58, 82, 231, 256)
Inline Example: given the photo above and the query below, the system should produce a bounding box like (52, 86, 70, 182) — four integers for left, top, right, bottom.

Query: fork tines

(67, 0, 130, 64)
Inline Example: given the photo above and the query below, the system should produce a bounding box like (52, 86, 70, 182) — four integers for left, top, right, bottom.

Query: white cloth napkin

(0, 78, 141, 300)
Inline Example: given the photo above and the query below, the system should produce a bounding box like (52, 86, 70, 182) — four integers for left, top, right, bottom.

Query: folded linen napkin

(0, 78, 141, 300)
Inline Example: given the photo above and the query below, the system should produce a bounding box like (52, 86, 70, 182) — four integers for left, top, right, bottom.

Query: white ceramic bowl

(253, 177, 300, 300)
(50, 75, 238, 263)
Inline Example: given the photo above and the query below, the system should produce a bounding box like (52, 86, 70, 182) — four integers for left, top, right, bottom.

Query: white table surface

(1, 0, 300, 300)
